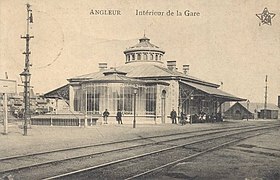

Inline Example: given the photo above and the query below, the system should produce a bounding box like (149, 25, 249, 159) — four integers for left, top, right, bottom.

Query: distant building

(224, 102, 253, 120)
(1, 89, 49, 118)
(224, 102, 280, 120)
(259, 108, 279, 119)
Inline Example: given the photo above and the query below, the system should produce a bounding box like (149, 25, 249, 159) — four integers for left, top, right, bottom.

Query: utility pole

(264, 75, 268, 119)
(20, 3, 33, 136)
(220, 81, 224, 116)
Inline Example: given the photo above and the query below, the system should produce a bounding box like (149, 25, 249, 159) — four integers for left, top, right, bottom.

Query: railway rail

(43, 124, 279, 180)
(0, 123, 279, 179)
(0, 123, 268, 162)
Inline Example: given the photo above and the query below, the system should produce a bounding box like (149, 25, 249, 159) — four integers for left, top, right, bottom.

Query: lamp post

(133, 85, 138, 128)
(20, 70, 31, 136)
(190, 94, 194, 124)
(246, 100, 250, 121)
(20, 3, 33, 136)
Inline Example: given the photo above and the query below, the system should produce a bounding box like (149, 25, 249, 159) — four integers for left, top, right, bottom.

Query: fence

(31, 117, 99, 126)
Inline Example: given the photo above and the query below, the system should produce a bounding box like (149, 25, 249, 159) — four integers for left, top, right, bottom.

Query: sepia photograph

(0, 0, 280, 179)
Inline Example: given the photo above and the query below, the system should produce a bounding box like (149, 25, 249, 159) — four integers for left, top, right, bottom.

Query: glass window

(74, 88, 81, 111)
(126, 54, 130, 62)
(144, 53, 148, 60)
(145, 86, 156, 115)
(79, 83, 156, 116)
(137, 53, 141, 60)
(124, 86, 133, 114)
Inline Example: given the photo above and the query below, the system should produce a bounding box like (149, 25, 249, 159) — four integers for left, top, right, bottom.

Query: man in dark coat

(103, 109, 110, 124)
(116, 109, 123, 124)
(170, 109, 177, 124)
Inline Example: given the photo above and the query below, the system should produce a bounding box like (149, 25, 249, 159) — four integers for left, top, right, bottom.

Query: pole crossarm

(21, 35, 34, 39)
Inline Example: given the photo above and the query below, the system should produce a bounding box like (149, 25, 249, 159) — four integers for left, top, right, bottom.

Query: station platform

(0, 119, 278, 158)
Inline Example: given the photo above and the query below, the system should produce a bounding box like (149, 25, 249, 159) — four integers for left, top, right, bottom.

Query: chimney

(98, 62, 107, 71)
(167, 61, 177, 71)
(278, 96, 280, 108)
(183, 64, 190, 75)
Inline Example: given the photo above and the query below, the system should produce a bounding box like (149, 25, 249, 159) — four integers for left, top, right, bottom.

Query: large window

(80, 83, 157, 115)
(145, 86, 156, 115)
(83, 84, 107, 114)
(123, 85, 133, 114)
(74, 88, 81, 111)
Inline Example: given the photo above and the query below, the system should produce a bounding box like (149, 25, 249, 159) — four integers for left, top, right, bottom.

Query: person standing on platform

(103, 109, 110, 124)
(180, 111, 186, 125)
(170, 109, 177, 124)
(116, 109, 123, 124)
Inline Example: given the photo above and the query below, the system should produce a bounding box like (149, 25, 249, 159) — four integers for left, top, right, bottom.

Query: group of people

(103, 108, 222, 125)
(102, 109, 123, 124)
(170, 109, 223, 125)
(192, 112, 223, 123)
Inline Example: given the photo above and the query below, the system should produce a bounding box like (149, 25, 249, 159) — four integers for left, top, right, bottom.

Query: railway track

(0, 123, 269, 162)
(43, 124, 279, 180)
(0, 123, 279, 179)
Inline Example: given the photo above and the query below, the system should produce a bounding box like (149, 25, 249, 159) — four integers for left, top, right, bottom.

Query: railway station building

(42, 35, 244, 125)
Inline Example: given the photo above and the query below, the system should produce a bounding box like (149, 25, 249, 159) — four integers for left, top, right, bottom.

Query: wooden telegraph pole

(264, 75, 268, 119)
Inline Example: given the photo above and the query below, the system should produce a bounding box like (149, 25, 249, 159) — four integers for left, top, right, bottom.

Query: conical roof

(124, 35, 165, 53)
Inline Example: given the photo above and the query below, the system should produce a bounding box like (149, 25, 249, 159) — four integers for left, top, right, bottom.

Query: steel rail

(0, 125, 260, 175)
(42, 125, 280, 180)
(0, 124, 259, 161)
(125, 132, 268, 180)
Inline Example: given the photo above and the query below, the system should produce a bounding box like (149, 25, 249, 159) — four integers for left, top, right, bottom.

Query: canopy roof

(44, 84, 69, 100)
(179, 81, 245, 101)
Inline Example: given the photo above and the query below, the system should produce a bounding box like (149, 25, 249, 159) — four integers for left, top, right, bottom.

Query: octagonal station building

(41, 35, 244, 126)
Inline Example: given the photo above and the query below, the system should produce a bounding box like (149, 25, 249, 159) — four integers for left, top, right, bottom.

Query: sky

(0, 0, 279, 104)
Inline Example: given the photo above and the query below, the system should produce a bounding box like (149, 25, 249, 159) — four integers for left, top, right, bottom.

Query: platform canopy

(44, 84, 69, 100)
(179, 81, 246, 102)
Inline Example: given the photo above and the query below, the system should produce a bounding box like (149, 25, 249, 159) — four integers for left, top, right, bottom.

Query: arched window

(150, 54, 153, 60)
(159, 55, 161, 60)
(137, 53, 141, 60)
(161, 90, 166, 98)
(132, 54, 135, 60)
(155, 54, 158, 60)
(144, 53, 148, 60)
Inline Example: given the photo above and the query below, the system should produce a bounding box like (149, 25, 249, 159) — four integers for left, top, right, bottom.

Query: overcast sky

(0, 0, 279, 104)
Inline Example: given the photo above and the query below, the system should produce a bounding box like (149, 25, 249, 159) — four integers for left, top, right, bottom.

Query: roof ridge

(154, 64, 177, 75)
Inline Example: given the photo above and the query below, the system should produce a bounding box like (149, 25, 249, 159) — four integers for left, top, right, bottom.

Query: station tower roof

(123, 35, 165, 64)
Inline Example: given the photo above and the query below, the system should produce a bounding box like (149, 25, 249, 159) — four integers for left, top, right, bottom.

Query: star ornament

(256, 7, 276, 26)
